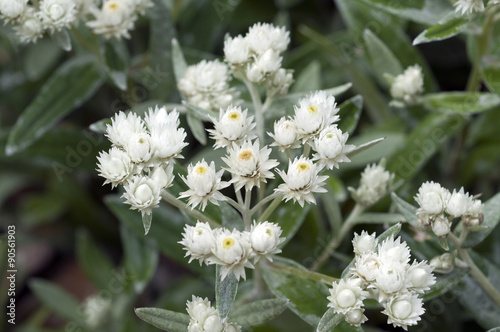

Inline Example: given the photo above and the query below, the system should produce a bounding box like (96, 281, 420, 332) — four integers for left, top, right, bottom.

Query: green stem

(311, 204, 364, 271)
(161, 191, 219, 228)
(257, 195, 283, 223)
(303, 143, 311, 158)
(265, 261, 340, 285)
(224, 196, 243, 213)
(250, 192, 280, 216)
(242, 189, 252, 230)
(236, 189, 244, 205)
(244, 80, 264, 142)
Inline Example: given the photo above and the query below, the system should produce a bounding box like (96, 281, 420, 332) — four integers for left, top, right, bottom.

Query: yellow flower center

(138, 137, 146, 144)
(195, 165, 207, 174)
(326, 133, 334, 139)
(307, 105, 318, 114)
(222, 237, 235, 249)
(296, 162, 310, 172)
(228, 111, 241, 120)
(239, 149, 254, 161)
(265, 228, 273, 236)
(107, 2, 120, 10)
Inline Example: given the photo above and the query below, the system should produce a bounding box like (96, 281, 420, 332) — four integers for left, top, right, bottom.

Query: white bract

(179, 160, 229, 211)
(407, 260, 436, 293)
(344, 308, 368, 327)
(327, 278, 367, 315)
(246, 22, 289, 54)
(224, 35, 250, 65)
(208, 105, 256, 149)
(0, 0, 28, 20)
(14, 8, 45, 43)
(179, 222, 216, 265)
(126, 132, 153, 165)
(351, 163, 393, 206)
(249, 221, 285, 262)
(106, 111, 145, 149)
(454, 0, 485, 15)
(312, 125, 354, 170)
(275, 156, 327, 207)
(268, 117, 299, 151)
(414, 181, 450, 216)
(431, 214, 451, 237)
(96, 147, 134, 188)
(151, 164, 174, 190)
(352, 231, 377, 256)
(382, 293, 425, 330)
(186, 296, 241, 332)
(122, 176, 162, 216)
(87, 0, 137, 39)
(446, 187, 472, 218)
(390, 65, 424, 104)
(293, 91, 339, 140)
(38, 0, 77, 32)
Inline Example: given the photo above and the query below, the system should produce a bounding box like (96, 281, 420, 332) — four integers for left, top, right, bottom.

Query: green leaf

(423, 267, 469, 301)
(423, 92, 500, 114)
(120, 224, 159, 292)
(229, 298, 289, 326)
(135, 307, 189, 332)
(413, 15, 468, 45)
(6, 55, 104, 155)
(387, 113, 465, 183)
(76, 230, 116, 290)
(142, 212, 153, 235)
(104, 39, 128, 91)
(24, 40, 62, 81)
(220, 201, 244, 231)
(391, 192, 418, 227)
(463, 192, 500, 248)
(317, 308, 344, 332)
(30, 279, 83, 324)
(487, 328, 500, 332)
(183, 102, 218, 122)
(186, 114, 207, 145)
(363, 0, 424, 10)
(346, 137, 385, 159)
(270, 200, 311, 246)
(171, 38, 188, 85)
(51, 29, 72, 51)
(261, 257, 330, 327)
(363, 29, 403, 83)
(291, 60, 321, 93)
(353, 212, 405, 224)
(376, 222, 402, 242)
(480, 60, 500, 96)
(337, 95, 363, 135)
(216, 265, 239, 322)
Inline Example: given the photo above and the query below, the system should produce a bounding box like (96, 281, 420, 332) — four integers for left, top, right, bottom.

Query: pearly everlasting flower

(224, 35, 250, 65)
(208, 105, 256, 149)
(178, 59, 237, 111)
(464, 199, 484, 226)
(179, 222, 216, 265)
(246, 49, 282, 84)
(246, 22, 290, 55)
(390, 65, 424, 104)
(0, 0, 28, 21)
(454, 0, 485, 15)
(14, 8, 45, 43)
(429, 253, 454, 273)
(38, 0, 77, 32)
(293, 91, 339, 140)
(377, 236, 411, 267)
(327, 278, 367, 315)
(431, 214, 451, 237)
(266, 68, 294, 96)
(149, 125, 188, 163)
(382, 293, 425, 330)
(268, 117, 299, 151)
(131, 0, 153, 14)
(350, 163, 393, 206)
(249, 221, 285, 262)
(106, 111, 145, 149)
(144, 105, 180, 132)
(374, 263, 409, 300)
(352, 231, 377, 256)
(406, 260, 436, 294)
(122, 176, 161, 216)
(446, 187, 472, 218)
(275, 157, 327, 207)
(179, 160, 230, 211)
(87, 0, 137, 39)
(311, 126, 355, 170)
(223, 140, 278, 191)
(414, 181, 450, 216)
(186, 296, 222, 332)
(151, 164, 174, 190)
(224, 323, 242, 332)
(96, 147, 134, 188)
(208, 228, 254, 280)
(344, 308, 368, 327)
(353, 252, 381, 282)
(125, 132, 153, 165)
(82, 295, 111, 329)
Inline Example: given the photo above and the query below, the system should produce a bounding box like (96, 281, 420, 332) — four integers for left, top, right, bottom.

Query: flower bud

(269, 117, 297, 149)
(249, 221, 284, 260)
(344, 308, 367, 326)
(151, 165, 173, 189)
(431, 214, 451, 237)
(224, 35, 249, 64)
(223, 323, 241, 332)
(255, 49, 282, 73)
(429, 253, 454, 273)
(179, 222, 215, 264)
(126, 132, 152, 164)
(246, 63, 264, 83)
(203, 314, 223, 332)
(0, 0, 28, 19)
(446, 188, 470, 218)
(352, 231, 377, 256)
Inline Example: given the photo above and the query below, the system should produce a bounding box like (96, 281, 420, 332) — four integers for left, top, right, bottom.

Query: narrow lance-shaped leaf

(229, 298, 289, 326)
(391, 192, 419, 227)
(6, 55, 105, 155)
(187, 114, 207, 145)
(413, 15, 469, 45)
(346, 137, 386, 159)
(317, 308, 344, 332)
(216, 265, 239, 322)
(337, 95, 363, 135)
(104, 39, 129, 91)
(135, 307, 190, 332)
(171, 38, 188, 85)
(363, 29, 403, 85)
(52, 29, 72, 51)
(423, 92, 500, 114)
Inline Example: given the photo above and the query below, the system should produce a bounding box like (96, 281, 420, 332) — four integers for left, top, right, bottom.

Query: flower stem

(311, 204, 364, 271)
(161, 191, 219, 228)
(264, 261, 340, 285)
(224, 196, 243, 213)
(242, 189, 253, 230)
(250, 192, 280, 216)
(257, 195, 283, 223)
(244, 80, 264, 142)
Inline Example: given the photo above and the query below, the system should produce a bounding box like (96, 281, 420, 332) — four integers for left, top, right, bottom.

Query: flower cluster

(0, 0, 152, 44)
(97, 106, 188, 218)
(349, 162, 394, 207)
(328, 232, 435, 330)
(186, 296, 241, 332)
(454, 0, 488, 15)
(224, 22, 293, 97)
(390, 65, 424, 104)
(179, 221, 285, 280)
(178, 60, 239, 112)
(414, 181, 484, 237)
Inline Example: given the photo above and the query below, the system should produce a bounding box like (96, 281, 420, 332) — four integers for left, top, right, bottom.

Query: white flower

(382, 293, 425, 331)
(246, 22, 290, 55)
(377, 236, 411, 267)
(352, 231, 377, 256)
(122, 176, 162, 216)
(275, 157, 328, 207)
(406, 260, 436, 294)
(178, 59, 237, 111)
(208, 105, 256, 149)
(38, 0, 77, 32)
(106, 111, 145, 148)
(352, 252, 381, 282)
(0, 0, 28, 20)
(268, 117, 299, 151)
(351, 163, 393, 206)
(131, 0, 153, 14)
(464, 199, 484, 226)
(82, 295, 111, 329)
(390, 65, 424, 104)
(327, 279, 367, 315)
(254, 49, 282, 73)
(223, 323, 242, 332)
(208, 228, 254, 281)
(311, 126, 355, 170)
(96, 147, 134, 188)
(151, 164, 174, 189)
(293, 91, 339, 140)
(179, 160, 230, 211)
(125, 132, 153, 165)
(446, 187, 472, 218)
(87, 0, 137, 39)
(14, 8, 45, 43)
(149, 126, 188, 163)
(431, 214, 451, 237)
(374, 263, 409, 300)
(223, 140, 278, 192)
(249, 221, 285, 262)
(415, 181, 450, 216)
(455, 0, 485, 15)
(266, 68, 294, 96)
(224, 35, 250, 65)
(186, 296, 221, 332)
(344, 308, 368, 327)
(179, 222, 216, 265)
(429, 253, 454, 273)
(144, 105, 180, 132)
